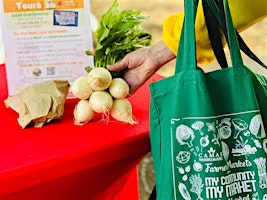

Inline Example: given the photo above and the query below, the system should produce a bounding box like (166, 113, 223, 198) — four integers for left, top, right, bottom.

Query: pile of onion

(71, 67, 137, 126)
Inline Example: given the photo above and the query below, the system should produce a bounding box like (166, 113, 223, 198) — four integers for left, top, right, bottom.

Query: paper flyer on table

(0, 0, 94, 96)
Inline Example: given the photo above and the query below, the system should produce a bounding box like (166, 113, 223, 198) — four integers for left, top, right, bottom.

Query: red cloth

(0, 64, 163, 199)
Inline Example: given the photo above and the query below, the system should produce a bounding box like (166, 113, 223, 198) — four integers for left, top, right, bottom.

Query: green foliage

(86, 0, 152, 77)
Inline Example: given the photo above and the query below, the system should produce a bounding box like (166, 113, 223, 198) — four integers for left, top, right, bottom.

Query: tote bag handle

(205, 0, 244, 68)
(202, 0, 228, 68)
(220, 0, 244, 67)
(175, 0, 244, 74)
(175, 0, 199, 73)
(203, 0, 267, 69)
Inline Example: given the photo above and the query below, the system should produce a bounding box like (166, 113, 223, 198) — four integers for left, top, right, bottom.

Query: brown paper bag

(5, 80, 70, 128)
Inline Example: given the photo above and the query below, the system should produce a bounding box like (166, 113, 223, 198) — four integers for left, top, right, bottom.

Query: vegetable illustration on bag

(171, 112, 267, 200)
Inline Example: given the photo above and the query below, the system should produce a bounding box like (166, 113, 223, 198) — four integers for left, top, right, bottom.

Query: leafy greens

(86, 0, 152, 77)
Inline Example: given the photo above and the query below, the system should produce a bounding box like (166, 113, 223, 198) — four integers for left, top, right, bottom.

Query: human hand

(107, 41, 175, 94)
(107, 47, 160, 94)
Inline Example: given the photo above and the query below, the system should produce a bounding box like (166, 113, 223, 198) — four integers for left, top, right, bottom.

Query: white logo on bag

(205, 177, 224, 198)
(204, 160, 253, 173)
(205, 171, 257, 198)
(199, 147, 224, 162)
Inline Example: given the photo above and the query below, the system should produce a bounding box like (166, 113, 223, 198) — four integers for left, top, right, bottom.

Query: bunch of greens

(86, 0, 152, 78)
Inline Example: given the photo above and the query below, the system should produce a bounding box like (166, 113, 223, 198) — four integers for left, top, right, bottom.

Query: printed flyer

(0, 0, 94, 96)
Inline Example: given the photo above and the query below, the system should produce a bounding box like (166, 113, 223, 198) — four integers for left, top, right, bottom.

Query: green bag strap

(222, 0, 244, 68)
(202, 0, 228, 68)
(204, 0, 267, 69)
(204, 0, 243, 68)
(175, 0, 199, 74)
(175, 0, 244, 74)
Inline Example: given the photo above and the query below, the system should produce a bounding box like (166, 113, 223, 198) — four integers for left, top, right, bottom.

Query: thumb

(107, 58, 128, 72)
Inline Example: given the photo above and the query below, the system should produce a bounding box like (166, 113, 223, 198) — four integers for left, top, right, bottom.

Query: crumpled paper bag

(4, 80, 70, 128)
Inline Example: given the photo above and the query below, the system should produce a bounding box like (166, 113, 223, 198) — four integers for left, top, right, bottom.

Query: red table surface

(0, 64, 163, 200)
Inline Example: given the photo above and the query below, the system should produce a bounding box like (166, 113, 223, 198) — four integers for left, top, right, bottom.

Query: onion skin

(109, 78, 129, 99)
(72, 68, 137, 124)
(74, 99, 95, 126)
(87, 67, 112, 91)
(71, 76, 93, 100)
(110, 98, 137, 125)
(89, 91, 113, 113)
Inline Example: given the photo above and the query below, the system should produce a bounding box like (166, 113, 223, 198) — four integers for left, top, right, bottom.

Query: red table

(0, 64, 162, 200)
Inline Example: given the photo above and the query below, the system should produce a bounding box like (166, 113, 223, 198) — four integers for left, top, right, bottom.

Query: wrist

(149, 41, 176, 68)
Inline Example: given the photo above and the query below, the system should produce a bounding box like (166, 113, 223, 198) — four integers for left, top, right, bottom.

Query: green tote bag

(149, 0, 267, 199)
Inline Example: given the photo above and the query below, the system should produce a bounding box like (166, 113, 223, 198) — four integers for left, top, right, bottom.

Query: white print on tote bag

(170, 110, 267, 200)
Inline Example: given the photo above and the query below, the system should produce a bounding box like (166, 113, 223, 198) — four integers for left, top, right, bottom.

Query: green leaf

(85, 0, 152, 78)
(84, 66, 92, 73)
(85, 50, 95, 56)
